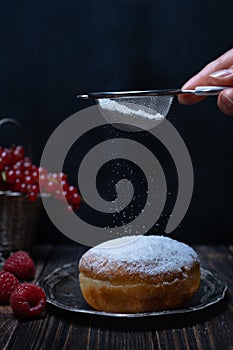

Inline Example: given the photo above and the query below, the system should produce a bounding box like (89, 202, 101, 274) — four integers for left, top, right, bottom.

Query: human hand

(178, 48, 233, 115)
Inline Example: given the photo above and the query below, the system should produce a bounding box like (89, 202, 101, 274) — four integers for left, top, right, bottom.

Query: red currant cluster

(0, 145, 81, 210)
(39, 167, 81, 210)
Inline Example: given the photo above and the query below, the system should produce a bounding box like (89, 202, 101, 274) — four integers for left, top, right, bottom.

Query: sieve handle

(77, 86, 233, 99)
(192, 86, 231, 95)
(77, 89, 181, 99)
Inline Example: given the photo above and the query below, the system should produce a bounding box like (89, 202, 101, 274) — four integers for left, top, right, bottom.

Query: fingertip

(178, 94, 205, 106)
(178, 73, 210, 105)
(218, 89, 233, 116)
(177, 94, 192, 105)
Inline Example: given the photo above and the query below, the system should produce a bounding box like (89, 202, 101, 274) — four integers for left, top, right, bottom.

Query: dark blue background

(0, 1, 232, 244)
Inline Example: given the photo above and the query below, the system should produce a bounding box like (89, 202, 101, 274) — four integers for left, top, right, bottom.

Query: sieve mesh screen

(98, 95, 174, 132)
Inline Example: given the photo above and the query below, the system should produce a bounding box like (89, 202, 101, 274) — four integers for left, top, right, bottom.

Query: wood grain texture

(0, 244, 232, 350)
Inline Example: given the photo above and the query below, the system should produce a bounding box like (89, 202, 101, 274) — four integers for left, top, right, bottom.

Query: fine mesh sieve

(97, 95, 173, 132)
(77, 86, 231, 132)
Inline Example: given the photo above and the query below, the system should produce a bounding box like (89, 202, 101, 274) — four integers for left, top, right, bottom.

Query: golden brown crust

(79, 264, 200, 313)
(78, 236, 201, 313)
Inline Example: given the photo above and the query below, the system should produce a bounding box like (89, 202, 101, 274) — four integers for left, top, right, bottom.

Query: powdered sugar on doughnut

(80, 235, 199, 277)
(96, 235, 141, 249)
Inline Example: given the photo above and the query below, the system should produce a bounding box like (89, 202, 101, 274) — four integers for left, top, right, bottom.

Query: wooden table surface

(0, 244, 232, 350)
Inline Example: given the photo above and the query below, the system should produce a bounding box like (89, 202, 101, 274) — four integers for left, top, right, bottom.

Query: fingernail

(209, 69, 233, 78)
(222, 94, 233, 113)
(225, 95, 233, 105)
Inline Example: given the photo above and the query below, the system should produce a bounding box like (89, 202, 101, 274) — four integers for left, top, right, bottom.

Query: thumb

(210, 68, 233, 115)
(217, 88, 233, 116)
(209, 68, 233, 85)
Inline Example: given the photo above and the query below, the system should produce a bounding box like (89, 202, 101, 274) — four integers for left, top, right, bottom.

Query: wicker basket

(0, 191, 41, 256)
(0, 118, 41, 256)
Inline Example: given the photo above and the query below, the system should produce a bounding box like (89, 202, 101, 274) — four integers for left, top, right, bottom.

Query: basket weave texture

(0, 191, 41, 255)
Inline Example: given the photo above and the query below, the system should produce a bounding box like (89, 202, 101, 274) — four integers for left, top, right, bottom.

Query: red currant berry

(67, 205, 73, 212)
(28, 191, 37, 202)
(1, 149, 11, 166)
(24, 169, 30, 177)
(13, 161, 23, 170)
(68, 186, 77, 195)
(6, 169, 16, 184)
(31, 171, 38, 181)
(13, 178, 21, 192)
(46, 181, 56, 193)
(72, 193, 80, 204)
(51, 173, 58, 181)
(23, 158, 32, 170)
(12, 145, 25, 163)
(31, 184, 39, 193)
(59, 172, 67, 182)
(25, 176, 33, 185)
(26, 184, 32, 192)
(15, 169, 23, 180)
(20, 183, 27, 193)
(38, 167, 48, 176)
(61, 180, 69, 192)
(54, 189, 63, 199)
(0, 157, 4, 171)
(39, 174, 47, 187)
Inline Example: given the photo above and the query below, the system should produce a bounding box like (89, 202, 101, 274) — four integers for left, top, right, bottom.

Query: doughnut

(78, 235, 200, 313)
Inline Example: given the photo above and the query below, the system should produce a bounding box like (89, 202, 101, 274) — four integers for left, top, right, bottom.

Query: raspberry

(4, 251, 36, 280)
(0, 271, 20, 304)
(10, 283, 46, 319)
